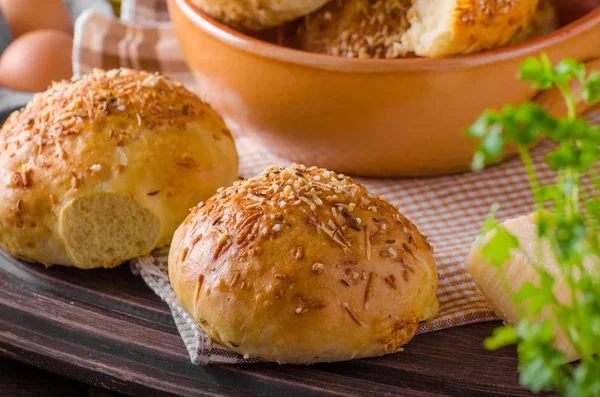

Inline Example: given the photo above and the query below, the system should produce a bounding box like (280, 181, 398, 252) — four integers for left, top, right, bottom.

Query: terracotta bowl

(169, 0, 600, 177)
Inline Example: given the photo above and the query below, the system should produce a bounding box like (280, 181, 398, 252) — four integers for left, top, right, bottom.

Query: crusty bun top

(169, 164, 439, 364)
(0, 69, 238, 269)
(190, 0, 331, 30)
(404, 0, 540, 57)
(2, 68, 220, 139)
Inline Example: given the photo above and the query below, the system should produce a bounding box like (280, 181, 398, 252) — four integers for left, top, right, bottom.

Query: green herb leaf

(553, 58, 587, 86)
(536, 185, 560, 203)
(481, 226, 519, 267)
(545, 124, 599, 173)
(514, 281, 550, 317)
(583, 71, 600, 104)
(552, 216, 586, 264)
(469, 55, 600, 396)
(464, 110, 498, 138)
(519, 350, 564, 392)
(484, 325, 518, 349)
(471, 151, 486, 171)
(536, 211, 553, 239)
(516, 320, 566, 392)
(482, 203, 500, 234)
(502, 103, 553, 146)
(519, 54, 554, 89)
(565, 362, 600, 397)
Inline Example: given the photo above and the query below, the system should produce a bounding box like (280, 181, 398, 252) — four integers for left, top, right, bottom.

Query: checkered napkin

(74, 0, 600, 365)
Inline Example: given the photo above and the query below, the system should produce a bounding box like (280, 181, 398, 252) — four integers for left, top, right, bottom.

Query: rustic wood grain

(0, 356, 127, 397)
(0, 252, 554, 397)
(88, 387, 127, 397)
(0, 356, 88, 397)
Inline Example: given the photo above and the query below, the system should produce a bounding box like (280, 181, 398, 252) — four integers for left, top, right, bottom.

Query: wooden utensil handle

(534, 57, 600, 116)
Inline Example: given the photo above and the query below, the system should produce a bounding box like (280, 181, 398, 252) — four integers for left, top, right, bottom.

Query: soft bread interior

(60, 194, 160, 269)
(401, 0, 456, 56)
(403, 0, 541, 56)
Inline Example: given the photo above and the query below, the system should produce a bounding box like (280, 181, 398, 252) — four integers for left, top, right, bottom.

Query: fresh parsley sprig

(465, 54, 600, 396)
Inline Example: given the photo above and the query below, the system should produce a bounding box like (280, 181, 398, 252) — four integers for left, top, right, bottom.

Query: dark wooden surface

(0, 251, 553, 397)
(0, 356, 124, 396)
(0, 356, 87, 396)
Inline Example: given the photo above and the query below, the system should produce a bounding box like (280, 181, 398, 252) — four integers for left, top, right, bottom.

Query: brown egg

(0, 30, 73, 92)
(0, 0, 72, 38)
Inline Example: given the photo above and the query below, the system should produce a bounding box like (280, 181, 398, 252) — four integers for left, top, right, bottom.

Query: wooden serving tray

(0, 251, 551, 397)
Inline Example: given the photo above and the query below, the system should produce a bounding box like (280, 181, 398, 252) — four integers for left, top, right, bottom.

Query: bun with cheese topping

(168, 164, 439, 364)
(0, 68, 238, 269)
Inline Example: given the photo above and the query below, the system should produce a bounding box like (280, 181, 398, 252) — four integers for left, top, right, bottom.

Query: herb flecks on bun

(0, 68, 238, 269)
(169, 164, 439, 364)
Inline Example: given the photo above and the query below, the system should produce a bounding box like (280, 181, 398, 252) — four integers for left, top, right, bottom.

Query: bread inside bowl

(298, 0, 413, 58)
(189, 0, 332, 30)
(274, 0, 598, 58)
(400, 0, 456, 54)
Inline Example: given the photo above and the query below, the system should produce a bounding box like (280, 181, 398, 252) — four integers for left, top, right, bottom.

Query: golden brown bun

(0, 69, 238, 269)
(190, 0, 331, 30)
(404, 0, 540, 57)
(296, 0, 539, 58)
(510, 0, 558, 45)
(169, 164, 439, 364)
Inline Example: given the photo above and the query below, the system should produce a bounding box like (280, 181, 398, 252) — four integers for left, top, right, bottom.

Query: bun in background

(190, 0, 331, 30)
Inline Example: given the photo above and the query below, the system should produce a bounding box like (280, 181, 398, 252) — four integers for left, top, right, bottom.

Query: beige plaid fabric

(74, 0, 600, 364)
(120, 0, 170, 23)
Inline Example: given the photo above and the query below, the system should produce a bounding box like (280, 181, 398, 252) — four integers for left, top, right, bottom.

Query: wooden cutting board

(0, 250, 554, 397)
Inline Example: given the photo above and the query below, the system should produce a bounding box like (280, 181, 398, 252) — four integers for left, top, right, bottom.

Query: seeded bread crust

(404, 0, 540, 57)
(0, 68, 238, 268)
(299, 0, 413, 59)
(169, 164, 439, 364)
(297, 0, 539, 58)
(190, 0, 331, 30)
